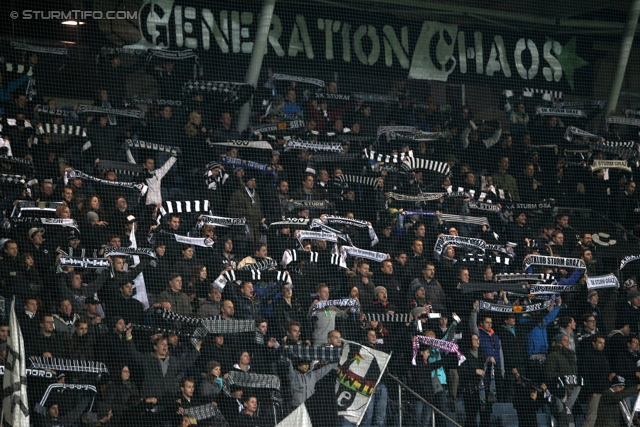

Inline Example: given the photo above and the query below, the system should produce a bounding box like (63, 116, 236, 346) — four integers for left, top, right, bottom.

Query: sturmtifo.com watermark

(11, 10, 138, 20)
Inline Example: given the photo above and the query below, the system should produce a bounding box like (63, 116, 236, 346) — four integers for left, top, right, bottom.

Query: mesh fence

(0, 1, 638, 427)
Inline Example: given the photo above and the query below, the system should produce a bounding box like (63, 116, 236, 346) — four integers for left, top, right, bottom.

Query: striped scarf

(183, 404, 229, 426)
(285, 345, 342, 362)
(126, 139, 180, 155)
(310, 299, 360, 317)
(401, 157, 451, 176)
(364, 313, 411, 323)
(321, 215, 379, 247)
(29, 357, 109, 374)
(479, 360, 497, 404)
(411, 336, 465, 366)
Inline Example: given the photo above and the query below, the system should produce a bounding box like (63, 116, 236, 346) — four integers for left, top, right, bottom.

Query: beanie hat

(587, 290, 598, 299)
(373, 286, 386, 296)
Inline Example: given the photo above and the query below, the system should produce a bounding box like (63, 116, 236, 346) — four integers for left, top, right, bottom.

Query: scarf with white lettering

(529, 284, 581, 294)
(587, 274, 620, 290)
(503, 201, 555, 211)
(288, 200, 328, 210)
(411, 336, 465, 366)
(342, 246, 388, 263)
(434, 236, 486, 259)
(536, 107, 586, 118)
(267, 73, 325, 87)
(385, 192, 446, 208)
(197, 215, 248, 233)
(591, 159, 633, 172)
(377, 126, 417, 137)
(76, 105, 142, 119)
(320, 215, 378, 246)
(130, 98, 183, 107)
(183, 80, 251, 101)
(219, 156, 277, 177)
(208, 140, 274, 150)
(523, 255, 586, 271)
(152, 230, 214, 248)
(103, 246, 156, 258)
(310, 299, 360, 317)
(35, 106, 75, 117)
(57, 257, 110, 270)
(607, 116, 640, 127)
(620, 255, 640, 270)
(10, 217, 79, 232)
(66, 169, 148, 195)
(295, 231, 338, 247)
(497, 273, 554, 282)
(308, 220, 352, 244)
(284, 139, 344, 153)
(479, 299, 554, 313)
(251, 120, 306, 135)
(11, 41, 68, 55)
(268, 218, 310, 228)
(0, 155, 34, 171)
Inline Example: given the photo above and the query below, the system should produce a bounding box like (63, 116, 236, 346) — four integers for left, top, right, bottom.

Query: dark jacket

(578, 346, 611, 394)
(597, 385, 640, 427)
(126, 339, 200, 399)
(408, 356, 445, 401)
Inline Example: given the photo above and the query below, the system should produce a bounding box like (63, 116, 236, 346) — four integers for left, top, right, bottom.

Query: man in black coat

(578, 334, 615, 427)
(107, 281, 145, 325)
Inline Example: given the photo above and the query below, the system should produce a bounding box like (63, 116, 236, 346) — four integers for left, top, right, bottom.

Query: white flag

(336, 340, 391, 425)
(2, 300, 29, 427)
(275, 403, 312, 427)
(129, 223, 149, 309)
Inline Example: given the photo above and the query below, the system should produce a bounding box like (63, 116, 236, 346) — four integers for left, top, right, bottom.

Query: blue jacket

(525, 305, 561, 356)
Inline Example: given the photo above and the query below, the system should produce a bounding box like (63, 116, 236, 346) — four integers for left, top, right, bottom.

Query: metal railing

(386, 373, 464, 427)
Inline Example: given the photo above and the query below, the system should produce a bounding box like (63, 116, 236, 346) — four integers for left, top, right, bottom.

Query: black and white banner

(76, 105, 142, 119)
(153, 230, 214, 248)
(321, 215, 378, 247)
(523, 255, 586, 271)
(58, 257, 110, 270)
(586, 274, 620, 290)
(3, 301, 29, 427)
(295, 231, 338, 246)
(497, 273, 554, 282)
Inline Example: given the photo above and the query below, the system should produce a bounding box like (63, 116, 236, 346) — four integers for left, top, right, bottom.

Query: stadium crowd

(0, 48, 639, 427)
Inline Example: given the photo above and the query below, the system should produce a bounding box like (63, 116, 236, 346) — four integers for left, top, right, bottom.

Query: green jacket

(545, 345, 578, 385)
(158, 288, 192, 316)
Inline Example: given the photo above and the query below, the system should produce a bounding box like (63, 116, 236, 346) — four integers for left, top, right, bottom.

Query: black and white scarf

(219, 156, 277, 177)
(154, 230, 214, 248)
(126, 139, 179, 155)
(147, 48, 198, 61)
(564, 126, 599, 141)
(268, 218, 310, 228)
(94, 160, 144, 178)
(459, 282, 529, 294)
(522, 255, 586, 271)
(586, 274, 620, 290)
(10, 217, 79, 232)
(321, 215, 379, 246)
(620, 255, 640, 270)
(35, 123, 86, 137)
(363, 148, 413, 165)
(285, 345, 342, 362)
(10, 200, 61, 217)
(485, 244, 516, 259)
(607, 116, 640, 127)
(0, 174, 29, 185)
(197, 216, 248, 235)
(183, 80, 251, 101)
(384, 192, 446, 208)
(400, 132, 446, 142)
(66, 169, 148, 196)
(497, 273, 554, 282)
(267, 73, 325, 87)
(130, 98, 183, 107)
(310, 299, 360, 317)
(288, 200, 328, 210)
(342, 246, 388, 263)
(401, 158, 452, 176)
(183, 404, 228, 426)
(11, 41, 68, 55)
(29, 357, 109, 374)
(284, 139, 344, 153)
(377, 126, 417, 136)
(227, 371, 280, 390)
(529, 284, 581, 294)
(309, 219, 353, 244)
(208, 139, 274, 150)
(0, 155, 34, 171)
(590, 159, 632, 173)
(468, 200, 502, 214)
(536, 107, 586, 118)
(412, 336, 465, 366)
(437, 213, 490, 228)
(3, 63, 33, 75)
(434, 236, 486, 259)
(295, 230, 338, 247)
(159, 200, 211, 218)
(333, 175, 381, 189)
(556, 101, 604, 110)
(76, 105, 142, 119)
(503, 201, 555, 211)
(587, 141, 638, 159)
(364, 313, 411, 323)
(35, 106, 75, 117)
(103, 246, 156, 258)
(58, 257, 110, 270)
(479, 299, 554, 313)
